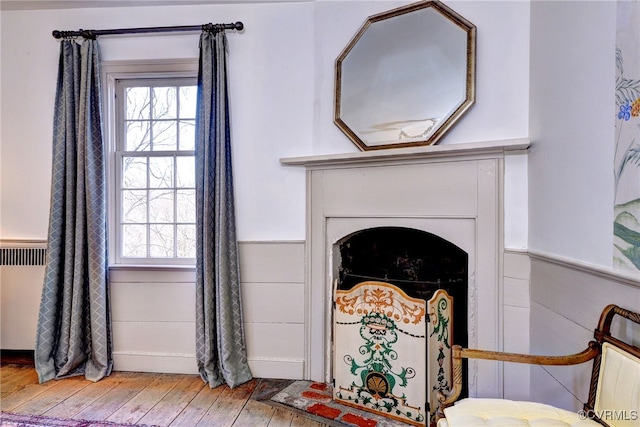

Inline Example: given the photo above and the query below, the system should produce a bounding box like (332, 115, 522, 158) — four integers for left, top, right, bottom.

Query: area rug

(0, 412, 159, 427)
(271, 380, 414, 427)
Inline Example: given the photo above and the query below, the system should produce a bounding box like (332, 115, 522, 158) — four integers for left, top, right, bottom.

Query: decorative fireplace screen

(334, 227, 467, 341)
(333, 281, 453, 426)
(331, 227, 467, 425)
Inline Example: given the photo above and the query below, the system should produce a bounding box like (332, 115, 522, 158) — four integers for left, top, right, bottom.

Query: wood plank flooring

(0, 364, 330, 427)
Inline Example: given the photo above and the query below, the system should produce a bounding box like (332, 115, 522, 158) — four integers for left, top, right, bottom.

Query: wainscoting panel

(502, 305, 530, 401)
(239, 241, 306, 379)
(0, 265, 45, 349)
(238, 241, 305, 284)
(110, 281, 196, 322)
(109, 241, 306, 378)
(502, 250, 531, 401)
(529, 252, 640, 411)
(504, 277, 530, 308)
(109, 269, 198, 374)
(529, 301, 594, 409)
(241, 282, 304, 324)
(112, 321, 196, 355)
(244, 322, 305, 361)
(531, 253, 640, 332)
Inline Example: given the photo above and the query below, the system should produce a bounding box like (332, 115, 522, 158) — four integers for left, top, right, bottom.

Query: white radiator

(0, 242, 46, 350)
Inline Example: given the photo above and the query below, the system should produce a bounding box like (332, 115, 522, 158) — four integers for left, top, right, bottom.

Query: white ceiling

(0, 0, 304, 11)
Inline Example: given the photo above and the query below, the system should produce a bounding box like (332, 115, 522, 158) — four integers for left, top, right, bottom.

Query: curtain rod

(52, 22, 244, 39)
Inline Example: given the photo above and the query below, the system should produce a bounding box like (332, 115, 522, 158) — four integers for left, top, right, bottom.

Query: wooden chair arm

(437, 341, 600, 409)
(459, 341, 600, 365)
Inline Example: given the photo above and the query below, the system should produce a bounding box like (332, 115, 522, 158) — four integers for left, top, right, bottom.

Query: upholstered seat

(437, 398, 599, 427)
(436, 304, 640, 427)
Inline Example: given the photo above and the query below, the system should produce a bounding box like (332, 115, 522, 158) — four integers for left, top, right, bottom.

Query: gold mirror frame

(335, 0, 476, 151)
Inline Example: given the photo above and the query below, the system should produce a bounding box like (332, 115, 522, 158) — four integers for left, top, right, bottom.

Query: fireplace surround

(281, 138, 530, 398)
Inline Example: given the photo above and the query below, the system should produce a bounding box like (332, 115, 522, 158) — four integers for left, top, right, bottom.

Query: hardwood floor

(0, 364, 330, 426)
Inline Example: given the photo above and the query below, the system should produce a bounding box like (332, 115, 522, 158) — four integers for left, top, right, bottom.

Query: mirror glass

(335, 1, 476, 150)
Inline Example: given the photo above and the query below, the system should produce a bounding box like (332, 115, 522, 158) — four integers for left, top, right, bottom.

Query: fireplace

(333, 226, 469, 424)
(334, 226, 468, 343)
(281, 139, 530, 399)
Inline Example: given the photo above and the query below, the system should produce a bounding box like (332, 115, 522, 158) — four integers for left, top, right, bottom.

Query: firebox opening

(334, 226, 469, 398)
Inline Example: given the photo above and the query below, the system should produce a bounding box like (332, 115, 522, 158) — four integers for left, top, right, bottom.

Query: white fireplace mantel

(280, 138, 530, 168)
(281, 137, 530, 399)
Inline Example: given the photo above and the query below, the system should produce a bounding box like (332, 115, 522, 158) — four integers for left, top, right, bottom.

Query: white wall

(0, 1, 313, 242)
(529, 0, 640, 411)
(0, 0, 530, 243)
(529, 0, 616, 267)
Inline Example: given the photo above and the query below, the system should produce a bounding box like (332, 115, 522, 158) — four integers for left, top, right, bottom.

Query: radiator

(0, 242, 47, 350)
(0, 247, 47, 266)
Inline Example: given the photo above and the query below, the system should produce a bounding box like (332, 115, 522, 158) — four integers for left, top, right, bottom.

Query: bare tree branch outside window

(118, 81, 196, 262)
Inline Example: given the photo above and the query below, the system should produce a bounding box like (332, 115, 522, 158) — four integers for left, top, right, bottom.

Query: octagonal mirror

(335, 0, 476, 151)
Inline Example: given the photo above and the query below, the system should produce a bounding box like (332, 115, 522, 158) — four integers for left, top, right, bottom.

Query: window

(113, 77, 197, 265)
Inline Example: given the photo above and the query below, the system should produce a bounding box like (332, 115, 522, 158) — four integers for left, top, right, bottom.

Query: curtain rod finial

(234, 22, 244, 31)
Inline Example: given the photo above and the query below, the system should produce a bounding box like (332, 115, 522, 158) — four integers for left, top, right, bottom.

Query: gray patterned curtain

(195, 29, 252, 388)
(35, 38, 111, 383)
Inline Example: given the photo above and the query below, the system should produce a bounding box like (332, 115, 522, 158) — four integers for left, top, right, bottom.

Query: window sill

(109, 264, 197, 283)
(109, 264, 196, 272)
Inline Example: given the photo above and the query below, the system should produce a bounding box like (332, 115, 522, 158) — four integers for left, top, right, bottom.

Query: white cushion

(440, 398, 600, 427)
(594, 342, 640, 427)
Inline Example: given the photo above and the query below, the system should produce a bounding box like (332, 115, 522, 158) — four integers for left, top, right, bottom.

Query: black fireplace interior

(335, 226, 469, 397)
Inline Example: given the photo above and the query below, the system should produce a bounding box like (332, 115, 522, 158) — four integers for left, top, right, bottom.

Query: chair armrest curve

(437, 341, 600, 410)
(459, 341, 600, 365)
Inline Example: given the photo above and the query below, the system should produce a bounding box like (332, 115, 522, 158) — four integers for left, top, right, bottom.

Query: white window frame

(103, 60, 198, 267)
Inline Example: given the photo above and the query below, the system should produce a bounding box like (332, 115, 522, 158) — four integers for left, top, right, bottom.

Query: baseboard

(247, 357, 305, 380)
(112, 351, 199, 374)
(1, 349, 35, 366)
